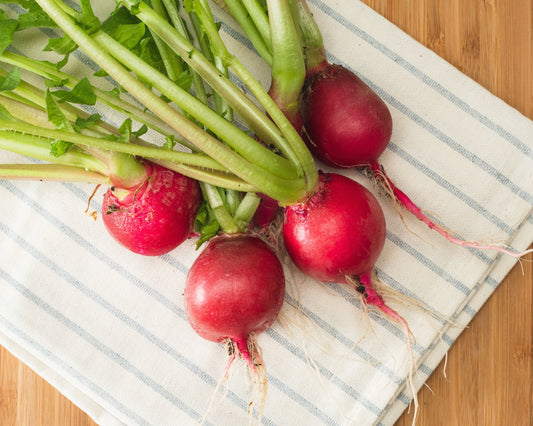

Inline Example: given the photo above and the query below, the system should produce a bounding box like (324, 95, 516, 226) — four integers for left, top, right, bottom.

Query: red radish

(184, 233, 285, 413)
(102, 162, 202, 256)
(301, 64, 392, 169)
(283, 172, 386, 283)
(283, 172, 418, 416)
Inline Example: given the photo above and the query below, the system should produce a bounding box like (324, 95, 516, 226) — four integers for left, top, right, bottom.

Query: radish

(300, 63, 392, 169)
(283, 172, 386, 283)
(283, 171, 418, 418)
(102, 161, 201, 256)
(184, 233, 285, 415)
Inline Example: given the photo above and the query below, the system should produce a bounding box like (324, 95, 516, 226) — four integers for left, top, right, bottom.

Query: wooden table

(1, 0, 532, 425)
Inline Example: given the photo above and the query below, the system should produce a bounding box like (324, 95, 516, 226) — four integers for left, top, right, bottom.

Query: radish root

(368, 161, 532, 258)
(346, 273, 419, 425)
(233, 336, 267, 424)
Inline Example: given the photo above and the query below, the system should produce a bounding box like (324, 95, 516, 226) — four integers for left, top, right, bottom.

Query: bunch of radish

(2, 0, 531, 423)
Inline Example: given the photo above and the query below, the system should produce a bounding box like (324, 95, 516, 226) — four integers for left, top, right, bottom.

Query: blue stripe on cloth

(0, 265, 209, 425)
(307, 0, 533, 159)
(266, 326, 384, 417)
(0, 313, 151, 426)
(386, 231, 471, 294)
(382, 144, 520, 234)
(324, 283, 426, 355)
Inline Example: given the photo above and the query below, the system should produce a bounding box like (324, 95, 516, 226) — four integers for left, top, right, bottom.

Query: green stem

(92, 30, 296, 181)
(0, 76, 260, 189)
(2, 118, 304, 201)
(121, 0, 300, 166)
(157, 161, 256, 192)
(179, 0, 314, 186)
(160, 0, 210, 107)
(241, 0, 272, 52)
(201, 182, 240, 233)
(0, 95, 55, 129)
(220, 0, 273, 65)
(194, 0, 233, 122)
(224, 189, 241, 216)
(0, 130, 108, 173)
(229, 57, 317, 194)
(147, 0, 185, 82)
(34, 0, 310, 202)
(267, 0, 306, 124)
(292, 0, 328, 72)
(0, 81, 148, 188)
(0, 163, 109, 183)
(233, 192, 261, 230)
(0, 120, 219, 170)
(1, 52, 193, 149)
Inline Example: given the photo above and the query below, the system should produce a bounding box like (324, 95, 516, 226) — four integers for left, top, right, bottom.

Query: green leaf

(49, 139, 73, 157)
(44, 34, 78, 56)
(0, 68, 21, 91)
(45, 89, 71, 131)
(73, 113, 101, 132)
(113, 23, 145, 50)
(0, 0, 42, 10)
(117, 117, 132, 142)
(128, 0, 142, 14)
(79, 0, 95, 15)
(183, 0, 193, 13)
(102, 4, 139, 32)
(93, 68, 108, 77)
(44, 77, 70, 88)
(175, 70, 193, 93)
(51, 77, 97, 105)
(138, 37, 165, 75)
(162, 134, 176, 150)
(55, 54, 70, 70)
(194, 201, 220, 249)
(106, 86, 121, 98)
(0, 19, 17, 55)
(46, 84, 74, 158)
(74, 12, 100, 34)
(132, 124, 147, 138)
(15, 10, 57, 30)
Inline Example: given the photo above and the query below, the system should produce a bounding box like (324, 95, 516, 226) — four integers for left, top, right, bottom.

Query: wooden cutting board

(1, 0, 532, 425)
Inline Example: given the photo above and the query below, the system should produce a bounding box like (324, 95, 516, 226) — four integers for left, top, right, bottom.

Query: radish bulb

(102, 162, 202, 256)
(184, 233, 285, 416)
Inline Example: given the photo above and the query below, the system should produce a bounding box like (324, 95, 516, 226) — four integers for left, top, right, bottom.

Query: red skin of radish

(252, 193, 281, 228)
(301, 64, 392, 168)
(283, 172, 416, 406)
(283, 172, 386, 284)
(184, 234, 285, 348)
(102, 162, 201, 256)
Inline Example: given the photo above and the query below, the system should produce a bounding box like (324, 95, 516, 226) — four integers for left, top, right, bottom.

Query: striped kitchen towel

(1, 1, 532, 425)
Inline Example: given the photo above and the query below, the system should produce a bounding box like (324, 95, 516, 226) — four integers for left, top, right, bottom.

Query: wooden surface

(1, 0, 532, 425)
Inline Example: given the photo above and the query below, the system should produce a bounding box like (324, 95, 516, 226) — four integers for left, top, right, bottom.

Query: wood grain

(0, 0, 532, 425)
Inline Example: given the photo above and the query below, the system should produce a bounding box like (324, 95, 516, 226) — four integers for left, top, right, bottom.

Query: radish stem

(0, 163, 109, 183)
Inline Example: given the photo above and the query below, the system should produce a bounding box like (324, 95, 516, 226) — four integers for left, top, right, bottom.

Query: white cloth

(1, 1, 532, 425)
